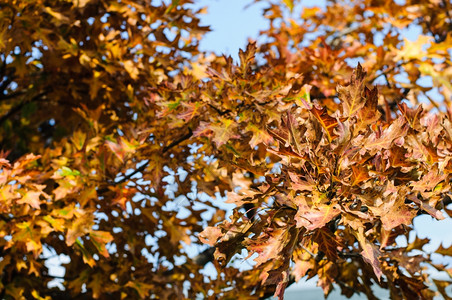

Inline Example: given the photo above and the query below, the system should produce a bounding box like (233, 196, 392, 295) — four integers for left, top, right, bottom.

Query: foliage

(0, 0, 451, 299)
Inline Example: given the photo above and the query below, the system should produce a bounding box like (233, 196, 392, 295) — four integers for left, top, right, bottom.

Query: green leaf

(58, 166, 81, 177)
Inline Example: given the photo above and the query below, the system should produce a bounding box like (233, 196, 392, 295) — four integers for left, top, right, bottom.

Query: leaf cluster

(0, 0, 451, 299)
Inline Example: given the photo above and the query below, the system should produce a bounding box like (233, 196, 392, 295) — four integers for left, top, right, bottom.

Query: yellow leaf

(44, 7, 70, 24)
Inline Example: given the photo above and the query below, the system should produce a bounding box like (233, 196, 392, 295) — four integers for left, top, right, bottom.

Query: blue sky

(194, 0, 323, 59)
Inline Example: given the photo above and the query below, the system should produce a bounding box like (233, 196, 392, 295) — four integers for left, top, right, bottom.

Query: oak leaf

(337, 63, 366, 119)
(294, 196, 340, 230)
(355, 228, 382, 281)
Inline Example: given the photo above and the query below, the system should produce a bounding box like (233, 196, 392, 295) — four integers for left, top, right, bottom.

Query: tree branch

(0, 91, 48, 125)
(113, 128, 193, 186)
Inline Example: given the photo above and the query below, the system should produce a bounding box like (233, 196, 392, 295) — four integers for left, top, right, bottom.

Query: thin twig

(114, 128, 193, 185)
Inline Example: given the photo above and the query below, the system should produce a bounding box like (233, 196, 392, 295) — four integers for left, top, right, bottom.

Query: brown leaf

(177, 102, 202, 122)
(294, 196, 341, 230)
(288, 171, 315, 192)
(436, 243, 452, 256)
(364, 116, 408, 153)
(246, 123, 274, 148)
(433, 279, 452, 300)
(355, 86, 381, 133)
(249, 227, 290, 266)
(238, 42, 257, 73)
(411, 168, 446, 193)
(406, 236, 430, 252)
(380, 188, 417, 231)
(337, 63, 367, 118)
(17, 191, 42, 210)
(387, 146, 413, 169)
(198, 226, 222, 247)
(292, 242, 317, 281)
(313, 228, 339, 261)
(398, 102, 424, 130)
(194, 119, 240, 147)
(355, 227, 382, 281)
(89, 231, 113, 258)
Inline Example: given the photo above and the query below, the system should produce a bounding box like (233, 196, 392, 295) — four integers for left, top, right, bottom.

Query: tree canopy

(0, 0, 451, 299)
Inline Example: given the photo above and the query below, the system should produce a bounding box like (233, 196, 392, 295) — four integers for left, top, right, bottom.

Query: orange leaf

(89, 231, 113, 258)
(309, 105, 340, 142)
(350, 165, 371, 186)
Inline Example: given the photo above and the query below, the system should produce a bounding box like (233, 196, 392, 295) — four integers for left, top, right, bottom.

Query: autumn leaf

(294, 196, 341, 230)
(238, 42, 257, 74)
(71, 130, 87, 151)
(17, 191, 42, 210)
(288, 171, 315, 192)
(282, 0, 295, 12)
(292, 246, 316, 281)
(313, 228, 339, 261)
(350, 165, 371, 186)
(406, 236, 430, 252)
(337, 63, 367, 119)
(248, 227, 290, 266)
(66, 212, 94, 246)
(355, 228, 382, 281)
(144, 154, 165, 189)
(387, 146, 413, 169)
(126, 281, 154, 299)
(433, 279, 452, 300)
(106, 137, 140, 163)
(87, 273, 104, 299)
(43, 7, 70, 25)
(89, 231, 113, 258)
(410, 168, 446, 193)
(398, 102, 424, 130)
(75, 239, 96, 268)
(284, 111, 303, 153)
(177, 101, 203, 122)
(307, 104, 341, 142)
(380, 187, 417, 231)
(363, 116, 408, 153)
(355, 86, 381, 133)
(246, 123, 274, 148)
(198, 226, 222, 246)
(405, 134, 440, 164)
(435, 243, 452, 256)
(194, 118, 240, 147)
